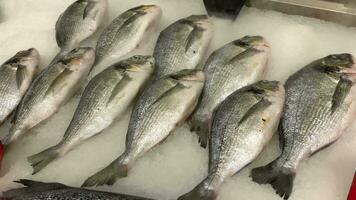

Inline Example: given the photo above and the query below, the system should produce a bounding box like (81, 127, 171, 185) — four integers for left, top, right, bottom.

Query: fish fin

(27, 145, 60, 175)
(278, 123, 285, 151)
(16, 64, 27, 89)
(185, 26, 204, 52)
(83, 1, 99, 19)
(239, 98, 272, 125)
(108, 73, 132, 105)
(45, 64, 74, 97)
(55, 13, 64, 47)
(120, 11, 146, 32)
(189, 118, 211, 148)
(250, 160, 295, 200)
(3, 179, 67, 197)
(331, 77, 353, 113)
(82, 161, 128, 187)
(152, 82, 187, 105)
(178, 184, 217, 200)
(226, 48, 262, 65)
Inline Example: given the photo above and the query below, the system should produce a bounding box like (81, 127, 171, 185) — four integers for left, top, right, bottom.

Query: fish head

(61, 47, 95, 67)
(5, 48, 40, 71)
(321, 53, 356, 78)
(185, 15, 213, 31)
(129, 5, 162, 21)
(251, 80, 284, 98)
(234, 35, 270, 51)
(120, 55, 155, 73)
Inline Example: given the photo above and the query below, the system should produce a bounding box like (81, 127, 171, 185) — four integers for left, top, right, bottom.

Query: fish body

(94, 5, 162, 68)
(28, 55, 155, 174)
(153, 15, 213, 80)
(56, 0, 108, 53)
(190, 35, 270, 147)
(3, 179, 153, 200)
(178, 80, 285, 200)
(0, 48, 39, 124)
(251, 54, 356, 199)
(2, 47, 95, 146)
(82, 69, 205, 187)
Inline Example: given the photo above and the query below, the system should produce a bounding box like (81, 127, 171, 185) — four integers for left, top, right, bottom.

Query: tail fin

(3, 179, 66, 197)
(189, 118, 211, 148)
(27, 145, 60, 175)
(82, 161, 128, 187)
(178, 185, 217, 200)
(250, 160, 295, 200)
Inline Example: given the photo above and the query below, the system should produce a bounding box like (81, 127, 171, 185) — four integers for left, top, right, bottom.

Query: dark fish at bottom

(2, 179, 153, 200)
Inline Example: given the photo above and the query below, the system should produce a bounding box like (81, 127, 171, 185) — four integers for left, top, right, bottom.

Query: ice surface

(0, 0, 356, 200)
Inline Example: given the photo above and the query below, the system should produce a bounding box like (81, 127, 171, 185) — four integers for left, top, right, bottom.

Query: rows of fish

(1, 0, 355, 200)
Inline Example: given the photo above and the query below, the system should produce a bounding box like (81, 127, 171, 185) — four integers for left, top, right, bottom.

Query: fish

(2, 179, 154, 200)
(178, 80, 285, 200)
(250, 53, 356, 200)
(27, 55, 155, 174)
(0, 48, 39, 124)
(53, 0, 107, 62)
(93, 5, 162, 71)
(190, 35, 270, 148)
(2, 47, 95, 146)
(153, 15, 213, 80)
(203, 0, 246, 20)
(82, 69, 205, 187)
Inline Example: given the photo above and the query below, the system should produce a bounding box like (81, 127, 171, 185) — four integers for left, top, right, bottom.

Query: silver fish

(2, 47, 95, 146)
(153, 15, 213, 80)
(94, 5, 162, 69)
(178, 80, 285, 200)
(190, 35, 270, 148)
(54, 0, 107, 60)
(82, 69, 205, 187)
(27, 55, 155, 174)
(251, 54, 356, 200)
(0, 48, 39, 124)
(3, 179, 153, 200)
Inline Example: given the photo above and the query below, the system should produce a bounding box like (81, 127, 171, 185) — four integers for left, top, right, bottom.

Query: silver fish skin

(0, 48, 39, 124)
(2, 47, 95, 146)
(153, 15, 213, 80)
(178, 80, 285, 200)
(3, 179, 153, 200)
(82, 69, 205, 187)
(55, 0, 108, 53)
(94, 5, 162, 68)
(251, 54, 356, 200)
(27, 55, 155, 174)
(190, 35, 270, 148)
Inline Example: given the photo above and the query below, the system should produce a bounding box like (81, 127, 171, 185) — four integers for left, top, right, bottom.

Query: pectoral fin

(45, 63, 74, 96)
(331, 77, 353, 113)
(226, 48, 262, 65)
(83, 2, 99, 20)
(152, 82, 187, 105)
(107, 73, 132, 104)
(16, 64, 27, 89)
(185, 26, 204, 52)
(239, 98, 272, 125)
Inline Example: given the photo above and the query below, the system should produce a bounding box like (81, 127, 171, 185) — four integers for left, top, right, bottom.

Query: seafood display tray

(1, 0, 356, 200)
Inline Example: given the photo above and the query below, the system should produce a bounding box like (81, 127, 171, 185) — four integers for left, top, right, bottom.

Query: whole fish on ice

(28, 55, 155, 174)
(251, 53, 356, 199)
(190, 35, 270, 147)
(2, 179, 153, 200)
(153, 15, 213, 80)
(178, 80, 285, 200)
(2, 47, 95, 146)
(53, 0, 107, 62)
(0, 48, 39, 124)
(93, 5, 162, 72)
(82, 69, 205, 187)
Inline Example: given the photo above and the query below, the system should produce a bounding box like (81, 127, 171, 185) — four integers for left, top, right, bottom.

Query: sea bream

(82, 69, 205, 187)
(190, 35, 270, 147)
(0, 48, 39, 124)
(3, 179, 153, 200)
(53, 0, 107, 62)
(153, 15, 213, 80)
(178, 80, 285, 200)
(28, 55, 155, 174)
(2, 47, 95, 146)
(93, 5, 162, 72)
(251, 54, 356, 200)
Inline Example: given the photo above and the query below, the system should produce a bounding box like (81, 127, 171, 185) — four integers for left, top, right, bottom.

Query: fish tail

(250, 160, 295, 200)
(189, 117, 211, 148)
(178, 183, 217, 200)
(27, 145, 61, 175)
(81, 159, 128, 187)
